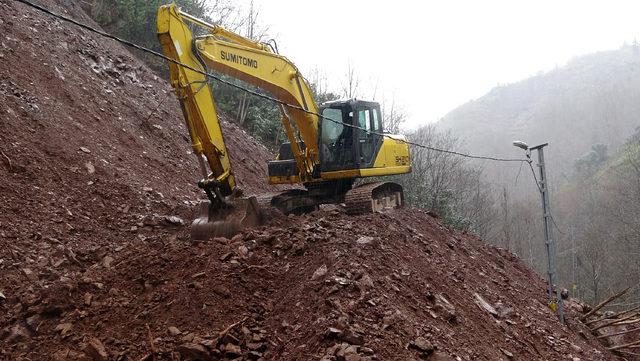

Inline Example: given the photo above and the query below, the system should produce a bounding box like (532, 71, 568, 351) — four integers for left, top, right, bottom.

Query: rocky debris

(312, 264, 328, 280)
(409, 337, 435, 357)
(102, 255, 114, 268)
(355, 236, 373, 245)
(321, 342, 375, 361)
(85, 161, 95, 174)
(54, 323, 73, 337)
(177, 343, 211, 361)
(168, 326, 181, 336)
(500, 347, 514, 358)
(83, 337, 108, 361)
(164, 215, 186, 226)
(5, 324, 32, 343)
(474, 292, 498, 317)
(22, 268, 37, 282)
(433, 294, 457, 322)
(325, 327, 344, 339)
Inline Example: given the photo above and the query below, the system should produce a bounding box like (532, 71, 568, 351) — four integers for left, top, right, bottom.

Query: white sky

(233, 1, 640, 129)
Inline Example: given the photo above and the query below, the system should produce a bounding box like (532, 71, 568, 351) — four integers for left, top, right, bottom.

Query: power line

(13, 0, 528, 164)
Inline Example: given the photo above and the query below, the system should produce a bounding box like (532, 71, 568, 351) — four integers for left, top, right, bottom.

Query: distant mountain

(437, 45, 640, 187)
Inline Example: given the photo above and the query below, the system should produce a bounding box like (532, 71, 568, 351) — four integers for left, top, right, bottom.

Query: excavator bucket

(190, 196, 263, 240)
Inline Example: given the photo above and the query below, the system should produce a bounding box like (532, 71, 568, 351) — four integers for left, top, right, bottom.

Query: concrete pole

(531, 143, 565, 324)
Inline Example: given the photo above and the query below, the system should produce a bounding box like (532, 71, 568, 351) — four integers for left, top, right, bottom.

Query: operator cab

(318, 99, 384, 172)
(267, 99, 386, 181)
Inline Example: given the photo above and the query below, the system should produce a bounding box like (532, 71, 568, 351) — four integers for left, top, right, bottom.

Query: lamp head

(512, 140, 529, 150)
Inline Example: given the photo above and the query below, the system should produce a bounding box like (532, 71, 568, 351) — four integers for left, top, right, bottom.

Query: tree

(381, 95, 406, 134)
(341, 61, 360, 99)
(396, 125, 495, 236)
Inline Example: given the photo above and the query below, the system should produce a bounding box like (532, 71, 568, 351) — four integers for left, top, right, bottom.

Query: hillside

(0, 0, 622, 360)
(437, 45, 640, 185)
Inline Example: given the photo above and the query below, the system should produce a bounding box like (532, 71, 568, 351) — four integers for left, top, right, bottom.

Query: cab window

(321, 108, 344, 144)
(372, 108, 382, 132)
(358, 109, 371, 132)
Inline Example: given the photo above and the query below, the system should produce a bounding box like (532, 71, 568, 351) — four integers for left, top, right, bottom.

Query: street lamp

(512, 140, 529, 151)
(513, 141, 565, 325)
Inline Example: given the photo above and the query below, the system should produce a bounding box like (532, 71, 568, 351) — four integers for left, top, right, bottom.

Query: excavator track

(344, 182, 404, 215)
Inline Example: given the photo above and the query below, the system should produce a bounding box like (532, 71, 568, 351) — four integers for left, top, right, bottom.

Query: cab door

(319, 106, 358, 172)
(355, 106, 383, 168)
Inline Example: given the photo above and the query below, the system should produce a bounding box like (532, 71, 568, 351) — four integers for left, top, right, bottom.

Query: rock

(494, 302, 513, 318)
(500, 348, 513, 358)
(358, 273, 374, 289)
(312, 264, 328, 280)
(102, 255, 114, 268)
(84, 292, 93, 306)
(168, 326, 181, 336)
(165, 215, 185, 226)
(434, 294, 457, 322)
(54, 322, 73, 336)
(80, 146, 91, 154)
(356, 236, 374, 245)
(474, 293, 497, 317)
(85, 161, 95, 174)
(212, 285, 230, 298)
(177, 343, 211, 361)
(181, 332, 196, 342)
(237, 245, 249, 257)
(6, 324, 32, 343)
(219, 252, 233, 261)
(409, 337, 434, 353)
(358, 346, 375, 355)
(22, 268, 37, 281)
(0, 290, 5, 300)
(325, 327, 344, 339)
(191, 272, 206, 278)
(247, 342, 267, 352)
(83, 337, 108, 361)
(224, 343, 242, 358)
(343, 331, 365, 345)
(430, 351, 456, 361)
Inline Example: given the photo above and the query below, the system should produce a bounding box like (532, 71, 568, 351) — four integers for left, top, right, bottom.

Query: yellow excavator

(157, 4, 411, 239)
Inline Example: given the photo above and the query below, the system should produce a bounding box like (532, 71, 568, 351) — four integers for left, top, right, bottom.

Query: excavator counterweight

(157, 4, 412, 240)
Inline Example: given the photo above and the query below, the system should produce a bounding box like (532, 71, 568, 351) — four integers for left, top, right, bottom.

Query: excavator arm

(157, 4, 318, 193)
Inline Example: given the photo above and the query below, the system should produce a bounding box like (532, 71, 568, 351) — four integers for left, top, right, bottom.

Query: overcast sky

(232, 1, 640, 129)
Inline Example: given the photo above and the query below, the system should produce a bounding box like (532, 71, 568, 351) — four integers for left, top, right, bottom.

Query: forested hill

(437, 44, 640, 180)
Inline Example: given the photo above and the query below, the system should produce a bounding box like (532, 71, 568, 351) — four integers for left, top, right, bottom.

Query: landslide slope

(0, 0, 280, 255)
(0, 1, 617, 361)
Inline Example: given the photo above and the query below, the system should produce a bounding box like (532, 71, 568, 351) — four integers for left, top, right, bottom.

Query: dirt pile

(0, 0, 281, 251)
(0, 0, 619, 360)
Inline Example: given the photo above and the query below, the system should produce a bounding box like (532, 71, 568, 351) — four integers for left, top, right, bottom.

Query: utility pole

(514, 141, 565, 324)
